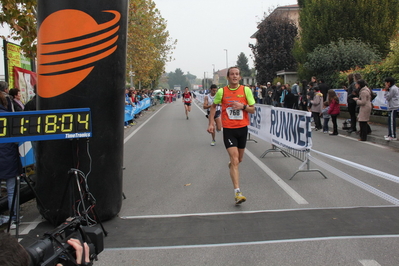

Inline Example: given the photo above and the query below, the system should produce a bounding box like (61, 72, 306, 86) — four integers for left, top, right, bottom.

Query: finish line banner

(249, 105, 312, 150)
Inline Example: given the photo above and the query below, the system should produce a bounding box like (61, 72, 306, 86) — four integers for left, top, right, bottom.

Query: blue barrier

(19, 142, 35, 167)
(124, 98, 151, 122)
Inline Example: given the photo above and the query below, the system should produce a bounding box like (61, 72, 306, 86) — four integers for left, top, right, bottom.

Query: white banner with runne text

(248, 105, 312, 150)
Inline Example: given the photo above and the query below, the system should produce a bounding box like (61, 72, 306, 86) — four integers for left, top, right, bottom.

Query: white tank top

(207, 94, 221, 111)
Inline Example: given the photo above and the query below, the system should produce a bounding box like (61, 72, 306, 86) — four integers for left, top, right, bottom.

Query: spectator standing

(318, 79, 330, 102)
(0, 81, 14, 112)
(0, 93, 22, 229)
(309, 86, 323, 131)
(300, 80, 308, 111)
(327, 89, 340, 135)
(279, 84, 288, 107)
(254, 84, 259, 103)
(307, 82, 315, 111)
(383, 77, 399, 141)
(265, 88, 274, 105)
(8, 88, 24, 111)
(346, 73, 361, 133)
(291, 81, 299, 109)
(321, 101, 330, 133)
(353, 79, 372, 141)
(24, 85, 37, 111)
(283, 87, 296, 109)
(311, 76, 318, 84)
(257, 86, 263, 104)
(261, 84, 267, 104)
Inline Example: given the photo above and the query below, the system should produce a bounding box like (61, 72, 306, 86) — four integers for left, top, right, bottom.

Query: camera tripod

(56, 169, 107, 236)
(7, 173, 49, 238)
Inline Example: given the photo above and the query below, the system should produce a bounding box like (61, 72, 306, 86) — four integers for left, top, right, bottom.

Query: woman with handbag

(353, 79, 372, 141)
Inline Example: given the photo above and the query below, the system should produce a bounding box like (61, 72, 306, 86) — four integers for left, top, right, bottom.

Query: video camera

(25, 217, 104, 266)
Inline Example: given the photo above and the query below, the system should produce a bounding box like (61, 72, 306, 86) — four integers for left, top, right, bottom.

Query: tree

(186, 72, 197, 81)
(304, 38, 381, 87)
(167, 68, 190, 90)
(236, 52, 251, 77)
(251, 14, 298, 84)
(128, 0, 176, 88)
(0, 1, 37, 58)
(298, 0, 399, 58)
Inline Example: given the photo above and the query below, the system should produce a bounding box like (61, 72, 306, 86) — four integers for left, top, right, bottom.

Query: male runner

(203, 84, 222, 146)
(182, 87, 193, 119)
(207, 67, 255, 204)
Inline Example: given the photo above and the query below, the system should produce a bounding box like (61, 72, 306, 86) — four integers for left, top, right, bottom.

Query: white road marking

(245, 149, 309, 204)
(359, 260, 381, 266)
(19, 215, 42, 236)
(121, 205, 395, 220)
(124, 104, 167, 144)
(103, 234, 399, 251)
(337, 134, 388, 148)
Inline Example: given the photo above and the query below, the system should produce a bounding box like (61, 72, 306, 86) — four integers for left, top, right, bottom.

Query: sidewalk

(335, 116, 399, 150)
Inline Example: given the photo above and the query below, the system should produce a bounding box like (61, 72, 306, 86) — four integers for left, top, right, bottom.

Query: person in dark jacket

(346, 73, 361, 133)
(318, 79, 330, 102)
(283, 87, 296, 109)
(0, 81, 14, 112)
(0, 93, 22, 228)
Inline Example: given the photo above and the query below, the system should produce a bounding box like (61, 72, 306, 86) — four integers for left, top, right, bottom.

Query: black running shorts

(207, 110, 221, 119)
(184, 102, 191, 106)
(223, 126, 248, 149)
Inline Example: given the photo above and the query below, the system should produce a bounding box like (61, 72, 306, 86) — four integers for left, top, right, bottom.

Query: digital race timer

(0, 108, 92, 143)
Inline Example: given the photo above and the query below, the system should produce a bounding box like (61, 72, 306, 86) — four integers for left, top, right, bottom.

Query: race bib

(227, 107, 243, 120)
(184, 98, 190, 102)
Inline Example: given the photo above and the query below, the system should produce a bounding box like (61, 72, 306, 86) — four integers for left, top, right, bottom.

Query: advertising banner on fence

(248, 105, 312, 150)
(124, 98, 151, 122)
(334, 89, 393, 110)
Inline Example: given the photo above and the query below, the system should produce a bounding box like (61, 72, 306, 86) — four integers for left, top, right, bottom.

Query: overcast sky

(154, 0, 297, 78)
(0, 0, 297, 79)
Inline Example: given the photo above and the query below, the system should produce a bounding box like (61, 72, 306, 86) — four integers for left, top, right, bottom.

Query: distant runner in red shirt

(182, 87, 193, 120)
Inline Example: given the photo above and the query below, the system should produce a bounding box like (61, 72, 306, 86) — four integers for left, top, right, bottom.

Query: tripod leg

(91, 206, 108, 237)
(22, 174, 49, 216)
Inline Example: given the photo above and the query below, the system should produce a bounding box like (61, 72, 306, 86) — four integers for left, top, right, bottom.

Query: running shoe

(385, 136, 397, 141)
(186, 116, 189, 120)
(211, 140, 215, 146)
(235, 192, 246, 205)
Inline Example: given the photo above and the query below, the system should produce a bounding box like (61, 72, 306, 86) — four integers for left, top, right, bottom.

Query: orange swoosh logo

(37, 9, 120, 98)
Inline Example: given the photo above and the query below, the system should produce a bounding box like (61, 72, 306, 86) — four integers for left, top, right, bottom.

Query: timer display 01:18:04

(0, 110, 91, 139)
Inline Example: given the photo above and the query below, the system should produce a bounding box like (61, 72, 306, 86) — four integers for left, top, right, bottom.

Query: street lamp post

(212, 64, 215, 85)
(129, 71, 135, 88)
(129, 64, 135, 88)
(224, 49, 228, 68)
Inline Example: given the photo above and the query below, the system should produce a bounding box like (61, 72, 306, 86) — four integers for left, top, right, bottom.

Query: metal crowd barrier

(260, 145, 327, 180)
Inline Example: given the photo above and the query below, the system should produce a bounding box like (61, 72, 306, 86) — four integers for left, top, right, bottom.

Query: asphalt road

(14, 99, 399, 265)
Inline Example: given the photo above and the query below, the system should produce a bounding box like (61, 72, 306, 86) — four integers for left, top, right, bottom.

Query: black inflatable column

(36, 0, 128, 224)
